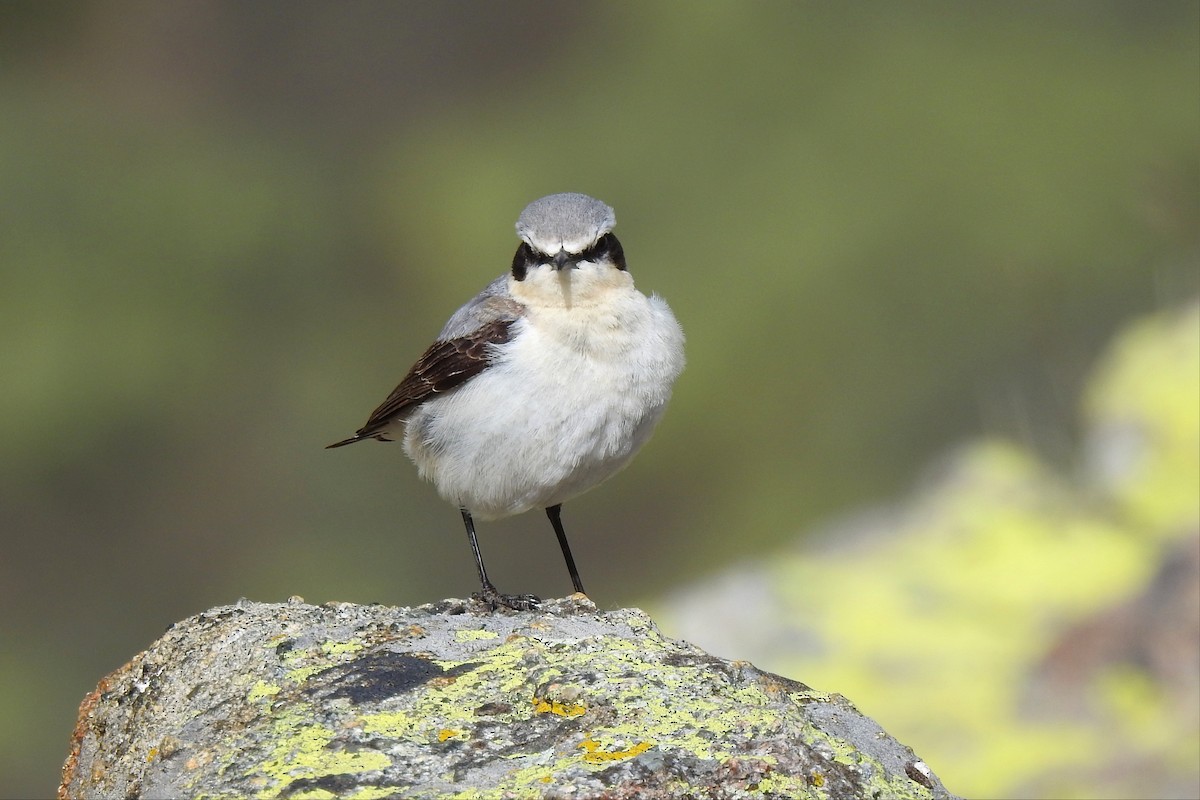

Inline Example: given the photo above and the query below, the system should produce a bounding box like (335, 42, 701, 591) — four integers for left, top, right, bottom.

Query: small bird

(328, 193, 685, 608)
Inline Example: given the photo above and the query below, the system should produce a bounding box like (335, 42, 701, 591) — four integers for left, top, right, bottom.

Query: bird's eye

(511, 242, 538, 281)
(590, 233, 626, 271)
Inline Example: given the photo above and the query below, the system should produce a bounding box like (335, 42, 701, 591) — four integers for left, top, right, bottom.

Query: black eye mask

(511, 233, 626, 281)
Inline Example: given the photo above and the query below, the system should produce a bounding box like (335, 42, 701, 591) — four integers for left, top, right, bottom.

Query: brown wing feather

(326, 318, 514, 448)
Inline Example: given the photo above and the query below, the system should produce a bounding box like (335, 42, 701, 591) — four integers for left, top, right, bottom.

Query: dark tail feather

(325, 432, 392, 449)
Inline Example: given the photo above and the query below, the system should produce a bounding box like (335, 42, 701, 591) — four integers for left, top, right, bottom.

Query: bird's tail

(325, 432, 392, 449)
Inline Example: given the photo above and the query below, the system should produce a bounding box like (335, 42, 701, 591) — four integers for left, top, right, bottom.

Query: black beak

(552, 249, 571, 270)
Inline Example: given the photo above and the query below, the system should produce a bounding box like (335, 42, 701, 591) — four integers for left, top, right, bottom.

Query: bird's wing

(326, 316, 516, 448)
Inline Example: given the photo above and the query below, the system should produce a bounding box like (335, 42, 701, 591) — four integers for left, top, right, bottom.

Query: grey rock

(60, 596, 959, 799)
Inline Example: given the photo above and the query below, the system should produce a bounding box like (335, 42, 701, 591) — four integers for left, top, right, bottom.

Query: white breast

(402, 277, 684, 520)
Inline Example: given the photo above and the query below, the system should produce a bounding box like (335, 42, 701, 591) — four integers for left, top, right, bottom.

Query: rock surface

(60, 596, 958, 799)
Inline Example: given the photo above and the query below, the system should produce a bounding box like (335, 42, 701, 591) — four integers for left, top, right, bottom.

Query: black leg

(546, 504, 586, 595)
(460, 508, 540, 611)
(461, 508, 496, 594)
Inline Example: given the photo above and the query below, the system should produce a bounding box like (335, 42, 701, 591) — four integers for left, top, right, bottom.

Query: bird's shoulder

(438, 275, 525, 340)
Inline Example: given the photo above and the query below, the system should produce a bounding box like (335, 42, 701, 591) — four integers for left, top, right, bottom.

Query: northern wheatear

(329, 193, 685, 608)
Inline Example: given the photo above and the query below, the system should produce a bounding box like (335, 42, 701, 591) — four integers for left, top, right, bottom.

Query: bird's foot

(471, 584, 542, 612)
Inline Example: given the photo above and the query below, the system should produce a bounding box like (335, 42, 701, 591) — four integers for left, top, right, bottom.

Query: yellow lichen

(246, 681, 281, 703)
(320, 640, 364, 657)
(532, 698, 587, 717)
(284, 665, 328, 685)
(252, 706, 392, 800)
(577, 737, 654, 763)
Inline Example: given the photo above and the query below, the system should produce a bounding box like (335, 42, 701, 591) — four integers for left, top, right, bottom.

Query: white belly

(401, 293, 683, 519)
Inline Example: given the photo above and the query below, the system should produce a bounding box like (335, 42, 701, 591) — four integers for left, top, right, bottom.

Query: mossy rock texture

(60, 596, 958, 799)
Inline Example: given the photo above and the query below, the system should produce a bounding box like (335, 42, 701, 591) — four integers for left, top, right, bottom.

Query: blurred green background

(1, 2, 1196, 797)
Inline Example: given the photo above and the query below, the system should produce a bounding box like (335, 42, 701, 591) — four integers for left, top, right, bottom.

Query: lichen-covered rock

(658, 301, 1200, 799)
(60, 596, 958, 799)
